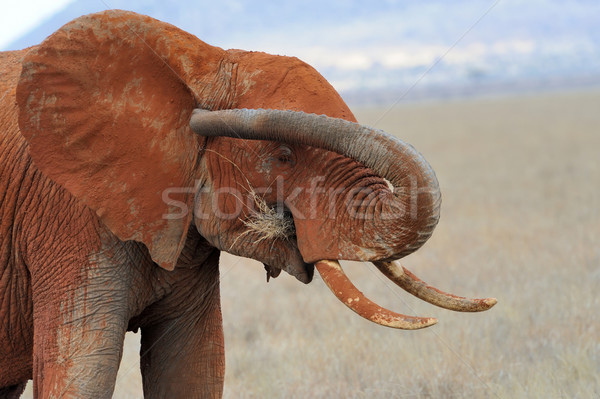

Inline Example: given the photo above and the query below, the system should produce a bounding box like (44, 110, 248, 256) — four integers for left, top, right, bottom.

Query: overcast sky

(0, 0, 74, 49)
(2, 1, 598, 98)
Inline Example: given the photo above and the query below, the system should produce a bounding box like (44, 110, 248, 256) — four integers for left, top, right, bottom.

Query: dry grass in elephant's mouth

(238, 189, 296, 245)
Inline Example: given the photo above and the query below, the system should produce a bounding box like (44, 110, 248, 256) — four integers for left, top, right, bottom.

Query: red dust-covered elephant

(0, 10, 496, 398)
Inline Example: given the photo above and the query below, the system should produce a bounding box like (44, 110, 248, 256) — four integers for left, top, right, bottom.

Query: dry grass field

(23, 89, 600, 398)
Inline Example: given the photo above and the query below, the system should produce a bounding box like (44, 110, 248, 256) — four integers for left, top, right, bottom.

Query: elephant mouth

(267, 210, 495, 329)
(284, 217, 315, 284)
(254, 206, 314, 284)
(265, 259, 314, 284)
(190, 109, 497, 329)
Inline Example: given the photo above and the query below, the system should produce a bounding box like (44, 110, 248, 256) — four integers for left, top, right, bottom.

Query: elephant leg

(139, 260, 225, 399)
(30, 249, 133, 398)
(0, 383, 27, 399)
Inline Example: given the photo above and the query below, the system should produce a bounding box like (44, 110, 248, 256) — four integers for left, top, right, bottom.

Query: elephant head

(17, 11, 495, 330)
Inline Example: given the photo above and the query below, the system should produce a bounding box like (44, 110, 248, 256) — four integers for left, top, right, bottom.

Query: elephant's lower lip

(303, 262, 314, 283)
(287, 261, 314, 284)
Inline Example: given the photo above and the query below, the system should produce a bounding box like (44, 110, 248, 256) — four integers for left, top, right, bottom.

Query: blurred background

(2, 0, 599, 105)
(4, 1, 599, 398)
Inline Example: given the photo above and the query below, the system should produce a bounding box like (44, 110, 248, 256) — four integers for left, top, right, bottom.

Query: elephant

(0, 10, 496, 398)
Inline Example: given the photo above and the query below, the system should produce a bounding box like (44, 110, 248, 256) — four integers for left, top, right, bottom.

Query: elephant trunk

(190, 108, 441, 260)
(190, 109, 495, 329)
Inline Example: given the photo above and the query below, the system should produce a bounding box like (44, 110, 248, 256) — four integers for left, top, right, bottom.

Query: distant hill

(5, 0, 600, 104)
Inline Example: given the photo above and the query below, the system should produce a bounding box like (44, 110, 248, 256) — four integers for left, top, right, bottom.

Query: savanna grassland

(24, 90, 600, 398)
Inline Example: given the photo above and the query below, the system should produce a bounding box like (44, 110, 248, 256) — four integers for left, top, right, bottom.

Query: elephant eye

(276, 145, 295, 166)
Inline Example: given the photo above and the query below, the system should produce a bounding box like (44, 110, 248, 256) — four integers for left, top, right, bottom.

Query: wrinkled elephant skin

(0, 10, 495, 399)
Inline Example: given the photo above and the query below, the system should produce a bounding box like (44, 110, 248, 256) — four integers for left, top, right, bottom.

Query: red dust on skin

(17, 12, 206, 270)
(16, 11, 359, 272)
(0, 49, 35, 393)
(3, 10, 370, 398)
(1, 9, 495, 399)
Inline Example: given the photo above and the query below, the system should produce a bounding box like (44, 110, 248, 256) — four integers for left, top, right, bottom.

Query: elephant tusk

(373, 261, 497, 312)
(315, 260, 437, 330)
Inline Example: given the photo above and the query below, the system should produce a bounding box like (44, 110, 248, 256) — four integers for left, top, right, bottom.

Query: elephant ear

(16, 11, 224, 270)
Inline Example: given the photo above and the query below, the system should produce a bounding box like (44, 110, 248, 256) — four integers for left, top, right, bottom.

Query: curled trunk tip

(190, 108, 442, 261)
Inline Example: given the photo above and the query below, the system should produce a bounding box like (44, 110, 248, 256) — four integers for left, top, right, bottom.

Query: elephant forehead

(227, 50, 357, 121)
